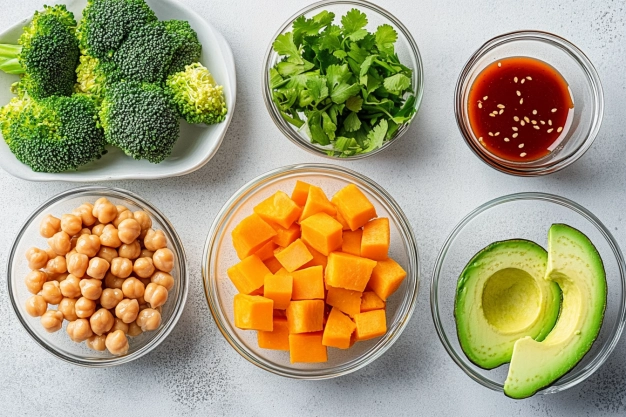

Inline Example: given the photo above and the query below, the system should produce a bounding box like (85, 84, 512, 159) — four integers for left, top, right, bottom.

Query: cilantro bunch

(269, 9, 416, 157)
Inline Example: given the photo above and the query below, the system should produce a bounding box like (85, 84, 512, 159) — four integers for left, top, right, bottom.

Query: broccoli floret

(166, 63, 227, 125)
(0, 94, 106, 172)
(77, 0, 157, 60)
(75, 54, 117, 103)
(164, 20, 202, 75)
(0, 5, 80, 99)
(100, 81, 179, 163)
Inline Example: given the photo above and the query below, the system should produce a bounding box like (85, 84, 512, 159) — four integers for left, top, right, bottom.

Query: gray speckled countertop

(1, 0, 626, 415)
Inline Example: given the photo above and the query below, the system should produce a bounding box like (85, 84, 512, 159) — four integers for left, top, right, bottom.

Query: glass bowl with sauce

(455, 31, 603, 176)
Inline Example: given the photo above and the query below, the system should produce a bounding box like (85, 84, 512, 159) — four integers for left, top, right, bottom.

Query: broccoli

(166, 63, 227, 125)
(100, 81, 179, 163)
(0, 5, 80, 99)
(75, 54, 117, 103)
(164, 20, 202, 75)
(77, 0, 157, 60)
(0, 94, 106, 172)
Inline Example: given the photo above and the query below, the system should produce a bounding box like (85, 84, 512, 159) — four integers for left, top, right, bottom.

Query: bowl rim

(202, 163, 420, 379)
(261, 0, 424, 160)
(7, 186, 189, 367)
(454, 30, 604, 176)
(430, 191, 626, 394)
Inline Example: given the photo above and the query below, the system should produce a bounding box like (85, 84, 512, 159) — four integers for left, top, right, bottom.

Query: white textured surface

(1, 0, 626, 415)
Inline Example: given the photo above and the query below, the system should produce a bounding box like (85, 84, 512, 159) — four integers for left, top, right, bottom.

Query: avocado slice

(504, 224, 607, 399)
(455, 240, 561, 369)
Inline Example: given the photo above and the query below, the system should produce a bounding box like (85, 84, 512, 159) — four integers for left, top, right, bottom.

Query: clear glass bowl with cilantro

(263, 0, 423, 159)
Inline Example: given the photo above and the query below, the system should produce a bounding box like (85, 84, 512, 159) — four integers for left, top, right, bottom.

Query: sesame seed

(526, 76, 532, 80)
(516, 91, 521, 96)
(520, 120, 526, 126)
(497, 104, 505, 109)
(557, 127, 563, 133)
(494, 132, 500, 136)
(524, 117, 530, 123)
(520, 152, 527, 157)
(547, 128, 554, 133)
(512, 127, 518, 131)
(483, 96, 488, 100)
(531, 120, 537, 125)
(489, 114, 495, 117)
(551, 108, 557, 113)
(512, 133, 519, 138)
(548, 120, 552, 126)
(498, 62, 501, 67)
(540, 120, 545, 125)
(488, 132, 494, 136)
(519, 143, 524, 148)
(520, 98, 524, 104)
(514, 77, 518, 83)
(532, 110, 537, 115)
(521, 79, 525, 84)
(514, 116, 520, 122)
(499, 109, 504, 115)
(533, 125, 540, 130)
(478, 102, 483, 109)
(504, 137, 510, 142)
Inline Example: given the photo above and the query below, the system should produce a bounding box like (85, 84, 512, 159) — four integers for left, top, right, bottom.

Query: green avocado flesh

(455, 239, 562, 369)
(504, 224, 607, 399)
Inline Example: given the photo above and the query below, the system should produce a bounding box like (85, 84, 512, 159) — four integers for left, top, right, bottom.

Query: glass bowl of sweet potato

(202, 164, 419, 378)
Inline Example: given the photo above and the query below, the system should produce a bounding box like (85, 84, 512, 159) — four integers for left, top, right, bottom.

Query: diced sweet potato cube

(325, 252, 377, 292)
(264, 273, 293, 310)
(301, 242, 328, 271)
(300, 185, 336, 222)
(354, 309, 386, 341)
(291, 180, 311, 206)
(234, 294, 273, 331)
(254, 240, 277, 261)
(334, 209, 351, 231)
(360, 291, 386, 312)
(264, 257, 283, 274)
(342, 229, 362, 256)
(361, 218, 390, 261)
(331, 184, 377, 231)
(275, 239, 313, 272)
(300, 213, 343, 256)
(286, 300, 324, 333)
(232, 213, 277, 259)
(289, 332, 327, 363)
(368, 258, 407, 300)
(272, 223, 301, 248)
(326, 286, 362, 317)
(254, 191, 302, 229)
(227, 255, 272, 294)
(322, 307, 356, 349)
(291, 266, 324, 300)
(258, 316, 290, 350)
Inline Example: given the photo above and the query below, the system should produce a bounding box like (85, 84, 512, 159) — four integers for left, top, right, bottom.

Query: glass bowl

(262, 0, 424, 160)
(7, 186, 189, 367)
(455, 31, 604, 176)
(202, 164, 419, 379)
(431, 192, 626, 396)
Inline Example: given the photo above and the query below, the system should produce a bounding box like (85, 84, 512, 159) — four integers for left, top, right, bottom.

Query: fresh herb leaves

(270, 9, 416, 157)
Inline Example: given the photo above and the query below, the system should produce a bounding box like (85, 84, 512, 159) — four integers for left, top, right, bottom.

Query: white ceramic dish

(0, 0, 236, 182)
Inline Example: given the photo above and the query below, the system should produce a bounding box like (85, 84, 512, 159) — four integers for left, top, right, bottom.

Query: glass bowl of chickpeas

(7, 186, 188, 366)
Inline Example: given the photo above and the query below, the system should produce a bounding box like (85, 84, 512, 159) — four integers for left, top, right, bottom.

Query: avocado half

(455, 239, 562, 369)
(504, 224, 607, 399)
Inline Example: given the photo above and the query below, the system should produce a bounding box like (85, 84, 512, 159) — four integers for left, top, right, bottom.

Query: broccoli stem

(0, 44, 24, 74)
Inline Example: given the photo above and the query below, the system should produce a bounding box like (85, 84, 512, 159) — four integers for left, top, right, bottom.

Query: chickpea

(25, 270, 47, 294)
(66, 319, 93, 342)
(75, 297, 96, 318)
(133, 257, 155, 279)
(90, 308, 115, 336)
(122, 277, 145, 299)
(86, 334, 106, 351)
(111, 257, 133, 278)
(92, 223, 105, 237)
(115, 299, 139, 324)
(25, 247, 49, 270)
(67, 253, 89, 277)
(136, 308, 161, 331)
(92, 198, 117, 224)
(41, 281, 62, 305)
(97, 246, 118, 264)
(72, 203, 96, 227)
(105, 330, 129, 355)
(113, 209, 133, 228)
(87, 257, 110, 280)
(118, 241, 141, 260)
(104, 272, 125, 290)
(100, 288, 124, 309)
(75, 234, 101, 257)
(79, 228, 91, 236)
(133, 211, 152, 239)
(46, 256, 67, 275)
(65, 248, 77, 263)
(117, 218, 141, 245)
(79, 278, 103, 300)
(49, 231, 71, 255)
(60, 275, 82, 298)
(57, 297, 78, 321)
(140, 249, 154, 259)
(144, 229, 167, 251)
(25, 295, 47, 317)
(39, 214, 61, 238)
(61, 214, 83, 236)
(153, 248, 174, 273)
(110, 318, 129, 334)
(127, 321, 143, 337)
(100, 225, 122, 248)
(143, 283, 169, 308)
(41, 310, 64, 333)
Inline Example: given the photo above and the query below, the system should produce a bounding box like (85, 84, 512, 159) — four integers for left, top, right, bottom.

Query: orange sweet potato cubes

(227, 181, 407, 363)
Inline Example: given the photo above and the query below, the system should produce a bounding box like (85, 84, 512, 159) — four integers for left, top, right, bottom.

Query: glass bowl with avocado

(431, 193, 626, 398)
(262, 0, 424, 159)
